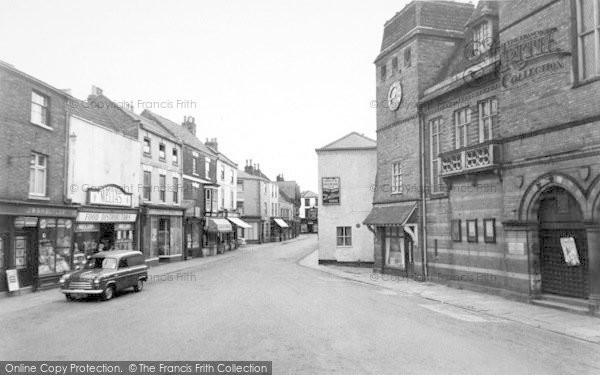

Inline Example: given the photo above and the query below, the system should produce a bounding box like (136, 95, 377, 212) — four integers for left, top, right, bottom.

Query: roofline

(0, 60, 77, 100)
(318, 131, 376, 150)
(315, 146, 376, 153)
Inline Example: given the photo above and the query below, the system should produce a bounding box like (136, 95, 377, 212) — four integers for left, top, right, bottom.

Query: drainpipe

(419, 112, 428, 278)
(63, 98, 71, 205)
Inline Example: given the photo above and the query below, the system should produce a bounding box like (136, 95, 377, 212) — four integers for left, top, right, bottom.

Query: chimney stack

(206, 138, 218, 152)
(182, 116, 196, 135)
(244, 159, 254, 174)
(276, 174, 284, 182)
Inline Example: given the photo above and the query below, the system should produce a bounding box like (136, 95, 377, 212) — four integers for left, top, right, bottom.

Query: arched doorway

(538, 187, 589, 299)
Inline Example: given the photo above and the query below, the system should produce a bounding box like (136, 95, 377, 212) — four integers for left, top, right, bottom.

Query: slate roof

(238, 169, 269, 182)
(301, 191, 318, 199)
(363, 202, 417, 226)
(121, 107, 178, 142)
(141, 110, 215, 155)
(316, 132, 376, 151)
(70, 97, 138, 139)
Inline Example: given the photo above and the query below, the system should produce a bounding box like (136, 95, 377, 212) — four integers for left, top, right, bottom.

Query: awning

(363, 202, 417, 226)
(228, 217, 252, 229)
(273, 218, 289, 228)
(205, 218, 233, 233)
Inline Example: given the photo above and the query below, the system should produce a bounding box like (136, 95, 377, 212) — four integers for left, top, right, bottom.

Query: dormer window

(473, 21, 491, 55)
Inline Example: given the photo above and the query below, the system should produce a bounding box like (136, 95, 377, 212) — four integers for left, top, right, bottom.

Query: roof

(301, 191, 318, 198)
(276, 180, 300, 201)
(141, 110, 215, 155)
(238, 169, 270, 182)
(363, 202, 418, 226)
(121, 107, 178, 143)
(91, 250, 143, 258)
(70, 97, 138, 139)
(465, 1, 499, 28)
(209, 146, 238, 168)
(316, 132, 376, 152)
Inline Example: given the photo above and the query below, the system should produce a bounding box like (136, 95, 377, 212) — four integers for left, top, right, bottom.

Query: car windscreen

(84, 257, 104, 269)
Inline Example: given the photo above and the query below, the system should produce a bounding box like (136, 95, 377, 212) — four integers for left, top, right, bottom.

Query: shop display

(14, 237, 26, 269)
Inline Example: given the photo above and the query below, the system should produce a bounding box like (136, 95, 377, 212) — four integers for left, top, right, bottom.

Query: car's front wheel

(134, 279, 144, 292)
(102, 285, 115, 301)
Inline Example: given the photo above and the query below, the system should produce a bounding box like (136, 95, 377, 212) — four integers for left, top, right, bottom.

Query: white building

(299, 190, 318, 233)
(316, 132, 377, 264)
(206, 139, 238, 213)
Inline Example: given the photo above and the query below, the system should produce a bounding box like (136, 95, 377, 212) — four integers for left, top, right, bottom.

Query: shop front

(183, 200, 203, 258)
(272, 218, 289, 242)
(0, 202, 78, 293)
(74, 209, 138, 259)
(141, 206, 185, 264)
(227, 217, 252, 247)
(205, 218, 233, 254)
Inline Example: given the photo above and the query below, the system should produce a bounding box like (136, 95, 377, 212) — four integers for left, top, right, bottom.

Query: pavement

(1, 235, 599, 375)
(299, 251, 600, 345)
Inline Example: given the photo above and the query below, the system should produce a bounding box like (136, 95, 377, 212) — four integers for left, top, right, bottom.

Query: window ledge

(336, 246, 353, 248)
(30, 122, 52, 131)
(28, 195, 50, 201)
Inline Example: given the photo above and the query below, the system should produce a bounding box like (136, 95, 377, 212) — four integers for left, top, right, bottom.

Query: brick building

(0, 61, 77, 293)
(370, 0, 600, 313)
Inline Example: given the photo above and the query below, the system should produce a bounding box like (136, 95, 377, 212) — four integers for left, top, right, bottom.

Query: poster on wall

(560, 237, 580, 266)
(6, 269, 19, 292)
(322, 177, 340, 205)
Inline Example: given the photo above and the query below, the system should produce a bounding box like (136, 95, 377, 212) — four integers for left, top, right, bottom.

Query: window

(391, 162, 402, 194)
(451, 220, 462, 242)
(483, 218, 496, 243)
(192, 158, 198, 175)
(220, 188, 225, 207)
(37, 219, 73, 274)
(392, 56, 398, 71)
(159, 174, 166, 202)
(336, 227, 352, 247)
(205, 189, 213, 211)
(158, 144, 166, 161)
(237, 180, 244, 192)
(205, 158, 210, 179)
(221, 165, 225, 181)
(305, 198, 310, 206)
(473, 21, 491, 55)
(264, 202, 268, 216)
(478, 98, 498, 142)
(467, 219, 478, 243)
(172, 148, 179, 165)
(172, 177, 179, 204)
(384, 227, 405, 269)
(29, 153, 47, 197)
(454, 107, 471, 149)
(430, 118, 443, 194)
(158, 218, 171, 256)
(143, 171, 151, 200)
(143, 138, 151, 155)
(230, 169, 234, 184)
(31, 91, 49, 127)
(404, 47, 412, 67)
(380, 64, 387, 81)
(576, 0, 600, 80)
(230, 191, 234, 208)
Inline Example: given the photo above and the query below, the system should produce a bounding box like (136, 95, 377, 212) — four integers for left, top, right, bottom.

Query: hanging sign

(560, 237, 580, 266)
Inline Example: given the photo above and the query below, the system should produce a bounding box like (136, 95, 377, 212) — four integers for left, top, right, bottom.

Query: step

(531, 297, 591, 315)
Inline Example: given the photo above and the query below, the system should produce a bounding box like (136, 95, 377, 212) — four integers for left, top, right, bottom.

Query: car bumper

(60, 289, 104, 295)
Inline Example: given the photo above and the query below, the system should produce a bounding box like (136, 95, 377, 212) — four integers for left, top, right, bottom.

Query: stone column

(585, 222, 600, 313)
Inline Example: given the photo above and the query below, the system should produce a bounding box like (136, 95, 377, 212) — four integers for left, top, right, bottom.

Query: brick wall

(0, 66, 68, 204)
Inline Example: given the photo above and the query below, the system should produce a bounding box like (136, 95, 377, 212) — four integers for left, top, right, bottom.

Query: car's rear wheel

(65, 294, 73, 301)
(102, 285, 115, 301)
(134, 279, 144, 292)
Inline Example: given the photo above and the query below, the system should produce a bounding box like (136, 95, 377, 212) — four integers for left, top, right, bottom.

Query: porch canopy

(363, 202, 417, 226)
(227, 217, 252, 229)
(273, 218, 289, 228)
(205, 218, 233, 233)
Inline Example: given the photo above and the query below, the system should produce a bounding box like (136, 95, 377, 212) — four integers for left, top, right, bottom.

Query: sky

(0, 0, 472, 192)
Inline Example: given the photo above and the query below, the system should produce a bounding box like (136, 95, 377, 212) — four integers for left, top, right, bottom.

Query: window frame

(29, 152, 48, 197)
(31, 91, 50, 128)
(143, 171, 152, 201)
(159, 174, 166, 202)
(158, 143, 166, 162)
(205, 158, 211, 179)
(391, 162, 403, 195)
(575, 0, 600, 81)
(473, 20, 491, 55)
(466, 219, 478, 243)
(454, 107, 471, 149)
(429, 117, 443, 194)
(478, 97, 498, 143)
(336, 226, 352, 247)
(192, 157, 198, 176)
(143, 138, 151, 156)
(172, 148, 179, 166)
(172, 177, 179, 204)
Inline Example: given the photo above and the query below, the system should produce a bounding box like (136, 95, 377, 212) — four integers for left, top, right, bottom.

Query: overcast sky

(0, 0, 472, 192)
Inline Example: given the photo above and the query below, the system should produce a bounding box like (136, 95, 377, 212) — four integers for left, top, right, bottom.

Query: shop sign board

(6, 269, 19, 292)
(88, 185, 132, 208)
(76, 212, 137, 223)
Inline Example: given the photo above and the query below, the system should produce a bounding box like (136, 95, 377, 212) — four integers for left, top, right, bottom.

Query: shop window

(158, 218, 171, 256)
(336, 226, 352, 247)
(29, 152, 47, 197)
(576, 0, 600, 80)
(173, 177, 179, 204)
(384, 227, 405, 269)
(478, 98, 498, 142)
(38, 218, 73, 275)
(0, 235, 4, 269)
(14, 236, 27, 269)
(159, 174, 166, 202)
(143, 171, 151, 201)
(159, 143, 166, 161)
(31, 91, 49, 127)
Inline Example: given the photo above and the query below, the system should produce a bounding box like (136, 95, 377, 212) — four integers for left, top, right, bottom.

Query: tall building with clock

(364, 1, 474, 277)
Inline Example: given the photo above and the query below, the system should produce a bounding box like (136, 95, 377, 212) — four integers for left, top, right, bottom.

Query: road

(1, 235, 599, 374)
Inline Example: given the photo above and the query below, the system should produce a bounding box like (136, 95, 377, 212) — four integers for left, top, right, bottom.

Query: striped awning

(205, 218, 233, 233)
(227, 217, 252, 229)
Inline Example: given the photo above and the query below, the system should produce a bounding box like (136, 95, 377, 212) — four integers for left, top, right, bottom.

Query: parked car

(59, 250, 148, 301)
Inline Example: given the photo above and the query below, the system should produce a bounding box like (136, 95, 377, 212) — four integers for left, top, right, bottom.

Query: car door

(116, 257, 130, 292)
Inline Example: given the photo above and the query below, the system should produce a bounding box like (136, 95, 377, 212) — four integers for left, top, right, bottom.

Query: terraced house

(369, 0, 600, 313)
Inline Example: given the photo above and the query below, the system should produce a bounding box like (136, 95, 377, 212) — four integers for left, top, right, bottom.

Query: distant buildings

(299, 191, 318, 233)
(316, 132, 376, 265)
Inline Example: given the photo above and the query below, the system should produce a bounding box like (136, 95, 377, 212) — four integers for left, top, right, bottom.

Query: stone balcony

(439, 140, 502, 178)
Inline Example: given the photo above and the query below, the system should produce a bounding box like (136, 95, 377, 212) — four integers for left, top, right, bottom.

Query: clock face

(387, 81, 403, 111)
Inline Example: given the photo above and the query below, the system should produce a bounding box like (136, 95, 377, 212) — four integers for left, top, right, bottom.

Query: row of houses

(317, 0, 600, 313)
(0, 61, 302, 294)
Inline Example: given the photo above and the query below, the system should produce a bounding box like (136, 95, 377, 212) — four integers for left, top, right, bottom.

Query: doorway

(538, 187, 589, 299)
